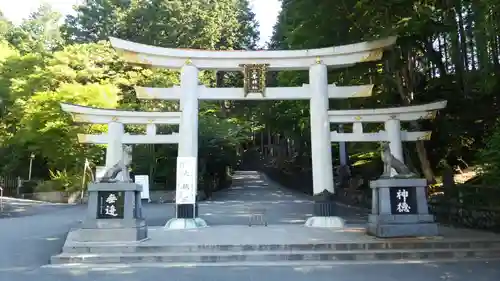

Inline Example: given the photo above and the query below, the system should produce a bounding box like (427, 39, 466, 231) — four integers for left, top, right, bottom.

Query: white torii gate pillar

(385, 118, 404, 176)
(305, 62, 345, 228)
(385, 118, 404, 161)
(105, 121, 125, 169)
(178, 64, 199, 158)
(165, 63, 207, 229)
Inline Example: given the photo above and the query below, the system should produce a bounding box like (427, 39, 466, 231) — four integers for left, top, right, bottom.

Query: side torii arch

(60, 103, 181, 173)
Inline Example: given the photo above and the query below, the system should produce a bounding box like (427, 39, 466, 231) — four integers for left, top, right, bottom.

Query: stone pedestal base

(305, 216, 345, 228)
(313, 201, 337, 216)
(305, 198, 344, 228)
(367, 214, 438, 238)
(368, 178, 439, 238)
(71, 221, 148, 242)
(78, 182, 148, 242)
(164, 218, 208, 230)
(176, 203, 198, 218)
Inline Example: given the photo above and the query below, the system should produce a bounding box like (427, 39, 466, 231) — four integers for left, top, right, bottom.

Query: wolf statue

(379, 142, 417, 178)
(98, 145, 133, 183)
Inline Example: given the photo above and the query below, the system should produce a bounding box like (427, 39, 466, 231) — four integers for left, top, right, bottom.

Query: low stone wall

(149, 190, 175, 203)
(148, 190, 208, 203)
(25, 191, 87, 204)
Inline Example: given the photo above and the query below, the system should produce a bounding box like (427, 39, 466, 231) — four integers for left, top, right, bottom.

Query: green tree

(7, 3, 64, 54)
(62, 0, 132, 43)
(0, 10, 12, 39)
(63, 0, 259, 50)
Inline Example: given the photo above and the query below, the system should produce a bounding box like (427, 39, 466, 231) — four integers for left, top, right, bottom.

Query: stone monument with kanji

(75, 143, 147, 242)
(367, 142, 439, 238)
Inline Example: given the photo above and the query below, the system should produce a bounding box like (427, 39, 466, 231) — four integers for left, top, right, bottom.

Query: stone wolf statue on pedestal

(379, 142, 417, 178)
(98, 145, 133, 183)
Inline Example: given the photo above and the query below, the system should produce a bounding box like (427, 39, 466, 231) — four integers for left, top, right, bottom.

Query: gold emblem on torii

(240, 64, 269, 97)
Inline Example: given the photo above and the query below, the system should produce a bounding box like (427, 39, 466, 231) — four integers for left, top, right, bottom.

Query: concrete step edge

(54, 247, 500, 258)
(63, 238, 500, 249)
(44, 257, 500, 269)
(62, 243, 500, 253)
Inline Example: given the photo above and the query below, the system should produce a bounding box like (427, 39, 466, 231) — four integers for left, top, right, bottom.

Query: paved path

(1, 171, 500, 280)
(145, 171, 367, 226)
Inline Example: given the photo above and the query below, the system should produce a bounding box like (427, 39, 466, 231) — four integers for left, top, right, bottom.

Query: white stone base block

(164, 218, 208, 230)
(304, 216, 345, 228)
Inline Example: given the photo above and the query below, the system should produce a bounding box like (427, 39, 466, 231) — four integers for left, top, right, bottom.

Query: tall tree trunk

(444, 1, 465, 92)
(491, 9, 500, 66)
(457, 2, 470, 96)
(471, 1, 489, 70)
(457, 4, 469, 70)
(491, 32, 500, 66)
(465, 5, 476, 70)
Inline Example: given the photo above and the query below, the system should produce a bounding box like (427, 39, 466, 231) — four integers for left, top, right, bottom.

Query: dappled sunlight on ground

(143, 172, 368, 227)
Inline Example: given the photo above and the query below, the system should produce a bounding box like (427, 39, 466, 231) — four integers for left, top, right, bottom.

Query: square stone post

(304, 62, 344, 228)
(165, 63, 207, 229)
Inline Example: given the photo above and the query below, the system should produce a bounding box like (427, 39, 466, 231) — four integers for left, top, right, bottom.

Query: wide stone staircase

(52, 226, 500, 266)
(50, 171, 500, 267)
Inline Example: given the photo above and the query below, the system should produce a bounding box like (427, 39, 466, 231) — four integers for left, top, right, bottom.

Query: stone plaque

(389, 187, 418, 215)
(241, 64, 269, 97)
(96, 191, 125, 219)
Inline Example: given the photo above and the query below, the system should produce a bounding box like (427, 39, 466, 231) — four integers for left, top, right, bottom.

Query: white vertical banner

(134, 175, 150, 201)
(175, 157, 197, 204)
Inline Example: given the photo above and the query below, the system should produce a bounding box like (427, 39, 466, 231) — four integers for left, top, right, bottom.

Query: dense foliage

(0, 0, 499, 197)
(266, 0, 500, 185)
(0, 1, 259, 193)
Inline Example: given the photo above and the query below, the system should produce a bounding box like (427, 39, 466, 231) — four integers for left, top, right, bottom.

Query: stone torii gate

(109, 36, 398, 229)
(328, 101, 448, 174)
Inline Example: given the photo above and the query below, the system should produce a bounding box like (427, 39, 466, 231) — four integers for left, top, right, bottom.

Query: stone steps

(45, 259, 500, 270)
(51, 241, 500, 265)
(61, 239, 500, 254)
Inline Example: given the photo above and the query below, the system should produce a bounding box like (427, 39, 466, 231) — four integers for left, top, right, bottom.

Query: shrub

(34, 170, 83, 193)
